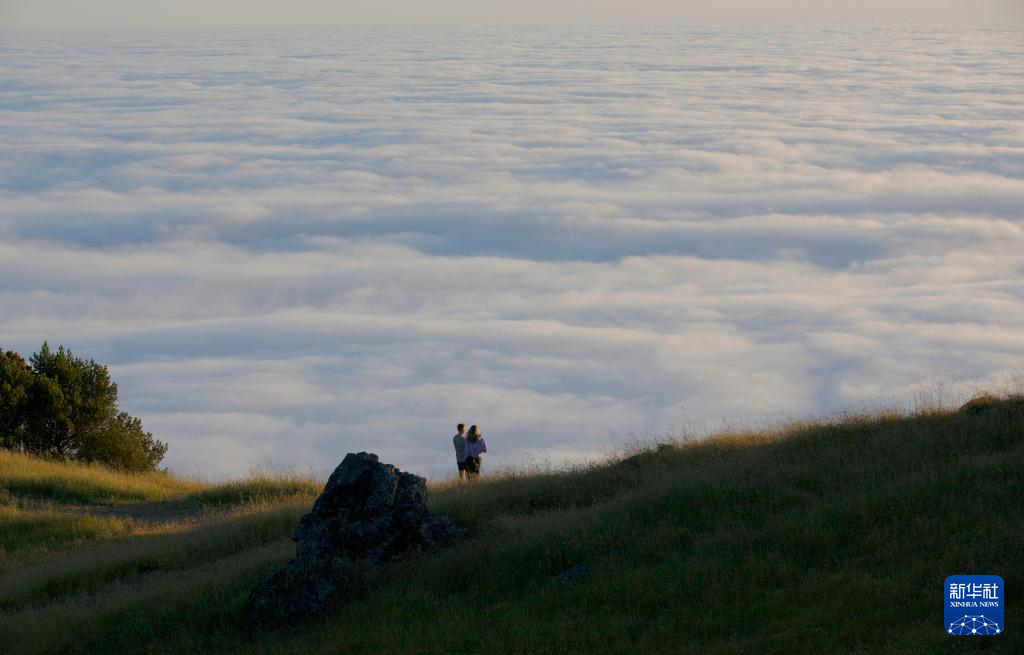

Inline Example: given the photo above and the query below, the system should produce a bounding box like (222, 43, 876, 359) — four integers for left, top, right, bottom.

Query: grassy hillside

(1, 397, 1022, 654)
(0, 450, 320, 559)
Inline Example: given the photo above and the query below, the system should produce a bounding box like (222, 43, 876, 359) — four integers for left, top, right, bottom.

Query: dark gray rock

(245, 452, 459, 629)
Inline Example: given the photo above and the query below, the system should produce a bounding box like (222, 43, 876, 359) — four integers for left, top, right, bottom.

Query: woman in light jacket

(463, 425, 487, 478)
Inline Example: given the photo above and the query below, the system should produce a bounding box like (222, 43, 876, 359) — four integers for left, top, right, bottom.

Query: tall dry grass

(0, 450, 321, 569)
(0, 450, 205, 503)
(0, 450, 322, 506)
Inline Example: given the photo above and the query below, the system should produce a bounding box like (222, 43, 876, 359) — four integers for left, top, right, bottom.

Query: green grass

(0, 503, 136, 556)
(0, 450, 205, 503)
(0, 396, 1022, 654)
(0, 450, 320, 568)
(0, 450, 321, 506)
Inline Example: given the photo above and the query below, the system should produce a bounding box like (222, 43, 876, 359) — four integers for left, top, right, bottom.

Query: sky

(1, 1, 1021, 29)
(1, 24, 1023, 478)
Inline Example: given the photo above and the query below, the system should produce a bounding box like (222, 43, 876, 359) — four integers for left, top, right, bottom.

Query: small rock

(551, 562, 593, 584)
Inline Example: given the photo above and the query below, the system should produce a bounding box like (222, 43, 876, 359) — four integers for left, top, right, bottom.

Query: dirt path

(78, 502, 208, 523)
(14, 496, 213, 523)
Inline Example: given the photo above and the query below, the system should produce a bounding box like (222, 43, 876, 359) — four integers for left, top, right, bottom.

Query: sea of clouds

(1, 25, 1022, 477)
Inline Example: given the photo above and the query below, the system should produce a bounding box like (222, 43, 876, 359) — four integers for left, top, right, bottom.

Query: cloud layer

(2, 26, 1023, 477)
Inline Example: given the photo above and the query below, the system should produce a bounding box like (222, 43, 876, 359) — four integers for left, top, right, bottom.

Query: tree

(25, 342, 119, 459)
(78, 411, 168, 472)
(0, 342, 167, 471)
(0, 350, 33, 448)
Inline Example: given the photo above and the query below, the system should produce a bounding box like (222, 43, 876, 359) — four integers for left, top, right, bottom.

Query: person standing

(463, 424, 487, 479)
(453, 423, 468, 480)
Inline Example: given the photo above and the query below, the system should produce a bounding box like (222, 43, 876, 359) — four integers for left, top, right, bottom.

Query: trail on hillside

(14, 496, 220, 524)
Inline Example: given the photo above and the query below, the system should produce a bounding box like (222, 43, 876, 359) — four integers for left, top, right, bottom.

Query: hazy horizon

(2, 1, 1021, 30)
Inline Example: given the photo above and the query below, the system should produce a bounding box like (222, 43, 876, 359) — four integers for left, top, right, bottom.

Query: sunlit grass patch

(189, 469, 321, 507)
(0, 450, 204, 504)
(0, 497, 310, 612)
(0, 504, 136, 557)
(0, 450, 322, 510)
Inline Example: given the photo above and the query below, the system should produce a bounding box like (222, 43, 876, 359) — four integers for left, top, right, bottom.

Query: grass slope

(0, 450, 320, 560)
(1, 399, 1022, 654)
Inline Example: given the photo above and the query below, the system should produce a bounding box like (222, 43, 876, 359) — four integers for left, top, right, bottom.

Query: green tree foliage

(78, 411, 168, 472)
(0, 342, 167, 471)
(0, 350, 33, 448)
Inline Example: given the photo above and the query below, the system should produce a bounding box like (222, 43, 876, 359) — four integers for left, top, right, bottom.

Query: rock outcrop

(245, 452, 459, 629)
(959, 394, 1024, 416)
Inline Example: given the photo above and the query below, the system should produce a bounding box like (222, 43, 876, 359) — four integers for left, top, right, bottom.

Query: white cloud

(1, 25, 1023, 477)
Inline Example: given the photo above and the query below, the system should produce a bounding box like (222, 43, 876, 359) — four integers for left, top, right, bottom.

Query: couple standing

(452, 423, 487, 480)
